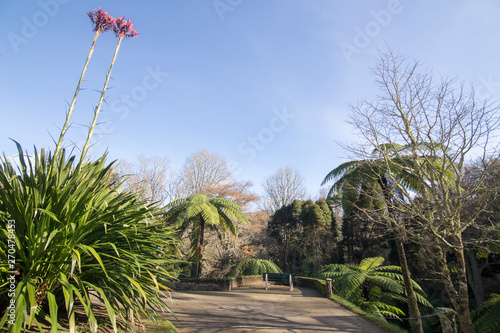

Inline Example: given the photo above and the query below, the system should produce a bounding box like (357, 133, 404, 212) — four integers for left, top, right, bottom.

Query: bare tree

(177, 149, 258, 211)
(179, 149, 231, 195)
(118, 149, 259, 211)
(118, 155, 171, 205)
(343, 50, 500, 333)
(262, 166, 307, 213)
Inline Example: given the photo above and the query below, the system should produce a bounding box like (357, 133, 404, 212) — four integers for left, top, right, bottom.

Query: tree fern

(472, 293, 500, 333)
(314, 257, 432, 320)
(165, 194, 248, 278)
(232, 258, 282, 276)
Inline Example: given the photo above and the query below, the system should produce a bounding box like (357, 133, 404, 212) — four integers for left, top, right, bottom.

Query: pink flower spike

(87, 8, 114, 33)
(113, 17, 139, 38)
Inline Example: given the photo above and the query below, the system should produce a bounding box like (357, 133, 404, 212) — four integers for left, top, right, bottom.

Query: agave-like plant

(0, 144, 179, 332)
(232, 258, 282, 276)
(0, 8, 178, 333)
(314, 257, 432, 320)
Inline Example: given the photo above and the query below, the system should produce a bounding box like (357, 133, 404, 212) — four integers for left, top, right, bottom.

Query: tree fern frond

(413, 290, 433, 308)
(368, 301, 406, 318)
(472, 293, 500, 332)
(367, 276, 403, 294)
(374, 265, 402, 273)
(381, 292, 408, 304)
(342, 272, 367, 299)
(372, 270, 404, 282)
(359, 257, 385, 271)
(322, 160, 363, 186)
(232, 258, 282, 276)
(313, 263, 354, 280)
(315, 256, 431, 319)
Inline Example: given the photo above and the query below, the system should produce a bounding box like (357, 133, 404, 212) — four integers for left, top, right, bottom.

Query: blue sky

(2, 1, 500, 198)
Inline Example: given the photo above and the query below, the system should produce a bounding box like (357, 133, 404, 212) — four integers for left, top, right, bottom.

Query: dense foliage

(0, 144, 179, 332)
(268, 199, 337, 274)
(314, 257, 432, 320)
(471, 293, 500, 333)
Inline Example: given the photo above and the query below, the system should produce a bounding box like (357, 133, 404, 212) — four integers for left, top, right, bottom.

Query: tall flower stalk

(79, 17, 138, 166)
(0, 10, 178, 333)
(52, 8, 113, 164)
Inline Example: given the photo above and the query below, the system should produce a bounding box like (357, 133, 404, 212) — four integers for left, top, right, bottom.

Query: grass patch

(73, 316, 178, 332)
(136, 318, 178, 333)
(329, 293, 407, 333)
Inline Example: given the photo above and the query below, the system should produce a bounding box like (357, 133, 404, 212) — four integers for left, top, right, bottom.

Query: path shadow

(167, 287, 387, 333)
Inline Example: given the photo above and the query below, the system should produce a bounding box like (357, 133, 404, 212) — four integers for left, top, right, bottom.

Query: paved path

(165, 286, 387, 332)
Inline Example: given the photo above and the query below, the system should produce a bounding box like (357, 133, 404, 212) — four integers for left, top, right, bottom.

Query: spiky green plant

(0, 144, 180, 332)
(232, 258, 282, 276)
(314, 257, 432, 320)
(165, 194, 249, 278)
(0, 8, 178, 333)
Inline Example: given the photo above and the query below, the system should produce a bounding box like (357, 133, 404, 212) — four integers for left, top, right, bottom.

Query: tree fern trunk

(190, 217, 205, 278)
(196, 218, 205, 278)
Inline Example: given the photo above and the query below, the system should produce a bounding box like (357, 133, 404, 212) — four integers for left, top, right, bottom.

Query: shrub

(0, 145, 180, 332)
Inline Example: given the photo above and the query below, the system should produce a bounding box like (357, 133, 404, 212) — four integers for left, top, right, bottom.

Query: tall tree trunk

(196, 219, 205, 278)
(454, 244, 475, 333)
(283, 226, 290, 271)
(437, 243, 476, 333)
(465, 250, 486, 306)
(379, 176, 423, 333)
(344, 216, 353, 263)
(395, 233, 424, 333)
(190, 261, 198, 278)
(191, 218, 205, 278)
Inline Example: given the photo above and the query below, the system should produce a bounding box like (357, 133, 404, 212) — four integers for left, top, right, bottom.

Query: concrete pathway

(165, 286, 387, 332)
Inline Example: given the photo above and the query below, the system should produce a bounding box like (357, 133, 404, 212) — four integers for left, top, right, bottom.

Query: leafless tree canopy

(177, 149, 259, 210)
(262, 166, 307, 213)
(179, 149, 232, 196)
(118, 149, 258, 210)
(118, 155, 172, 204)
(349, 51, 500, 238)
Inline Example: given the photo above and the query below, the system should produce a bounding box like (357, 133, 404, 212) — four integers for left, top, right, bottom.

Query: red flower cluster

(87, 8, 138, 38)
(113, 17, 139, 38)
(87, 8, 113, 33)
